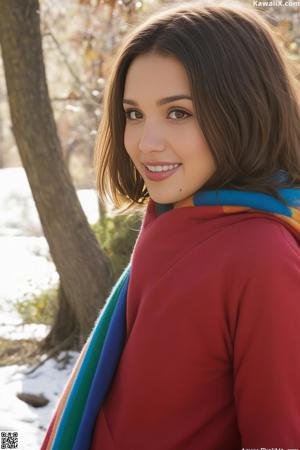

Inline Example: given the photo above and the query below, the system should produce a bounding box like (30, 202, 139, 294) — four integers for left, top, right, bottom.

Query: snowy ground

(0, 354, 78, 450)
(0, 167, 100, 449)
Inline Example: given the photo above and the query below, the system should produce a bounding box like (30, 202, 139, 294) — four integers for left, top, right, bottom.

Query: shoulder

(226, 217, 300, 325)
(217, 216, 300, 299)
(223, 215, 299, 266)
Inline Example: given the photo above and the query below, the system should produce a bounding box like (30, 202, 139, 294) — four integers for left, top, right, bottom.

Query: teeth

(146, 164, 180, 172)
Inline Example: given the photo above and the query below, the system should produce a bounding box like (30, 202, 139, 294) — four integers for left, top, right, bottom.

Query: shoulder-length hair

(94, 1, 300, 214)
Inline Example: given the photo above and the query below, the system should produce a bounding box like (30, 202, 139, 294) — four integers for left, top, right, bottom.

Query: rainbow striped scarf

(41, 183, 300, 450)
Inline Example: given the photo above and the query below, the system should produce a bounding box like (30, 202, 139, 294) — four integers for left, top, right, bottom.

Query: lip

(143, 163, 181, 181)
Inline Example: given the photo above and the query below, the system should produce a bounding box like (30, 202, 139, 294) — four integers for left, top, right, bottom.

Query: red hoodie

(91, 198, 300, 450)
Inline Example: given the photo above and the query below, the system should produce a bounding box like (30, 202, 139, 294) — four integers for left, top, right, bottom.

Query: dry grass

(0, 337, 42, 366)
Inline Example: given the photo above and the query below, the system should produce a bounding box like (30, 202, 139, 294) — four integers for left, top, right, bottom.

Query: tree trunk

(42, 284, 81, 351)
(0, 0, 114, 350)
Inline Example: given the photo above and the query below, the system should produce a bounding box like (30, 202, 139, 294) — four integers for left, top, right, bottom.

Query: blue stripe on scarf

(193, 188, 300, 215)
(279, 188, 300, 207)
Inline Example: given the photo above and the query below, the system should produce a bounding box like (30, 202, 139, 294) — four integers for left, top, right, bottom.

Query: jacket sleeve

(232, 225, 300, 447)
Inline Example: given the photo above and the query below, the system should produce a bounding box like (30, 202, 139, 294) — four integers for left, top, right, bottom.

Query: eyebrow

(122, 95, 192, 106)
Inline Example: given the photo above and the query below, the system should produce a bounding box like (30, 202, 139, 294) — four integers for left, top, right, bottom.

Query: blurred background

(0, 0, 299, 448)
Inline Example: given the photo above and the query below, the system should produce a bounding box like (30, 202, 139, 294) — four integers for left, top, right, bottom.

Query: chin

(148, 191, 183, 205)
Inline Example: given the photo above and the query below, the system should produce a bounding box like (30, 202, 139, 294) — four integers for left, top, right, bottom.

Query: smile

(144, 164, 182, 181)
(145, 163, 180, 172)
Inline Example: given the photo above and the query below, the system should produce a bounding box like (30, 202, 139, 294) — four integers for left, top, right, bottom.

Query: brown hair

(94, 1, 300, 214)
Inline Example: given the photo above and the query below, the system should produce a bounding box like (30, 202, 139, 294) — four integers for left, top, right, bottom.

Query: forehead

(123, 53, 191, 99)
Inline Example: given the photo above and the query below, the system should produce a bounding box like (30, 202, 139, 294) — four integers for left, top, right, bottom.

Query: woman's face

(123, 52, 216, 205)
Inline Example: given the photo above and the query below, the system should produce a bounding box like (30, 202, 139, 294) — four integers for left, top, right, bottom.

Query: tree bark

(0, 0, 114, 350)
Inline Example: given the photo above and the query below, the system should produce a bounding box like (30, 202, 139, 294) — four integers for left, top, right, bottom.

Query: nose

(138, 122, 166, 153)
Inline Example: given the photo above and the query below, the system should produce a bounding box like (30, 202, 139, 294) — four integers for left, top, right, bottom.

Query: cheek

(184, 136, 216, 173)
(175, 127, 204, 152)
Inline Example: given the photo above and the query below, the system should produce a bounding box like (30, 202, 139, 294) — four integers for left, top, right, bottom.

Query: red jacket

(91, 198, 300, 449)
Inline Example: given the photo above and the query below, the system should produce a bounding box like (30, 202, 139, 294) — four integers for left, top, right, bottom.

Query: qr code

(1, 432, 18, 449)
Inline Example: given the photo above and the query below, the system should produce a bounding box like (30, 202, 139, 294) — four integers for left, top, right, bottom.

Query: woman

(41, 2, 300, 449)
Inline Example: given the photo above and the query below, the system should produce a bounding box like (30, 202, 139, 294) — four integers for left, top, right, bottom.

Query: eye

(124, 109, 142, 120)
(168, 109, 191, 120)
